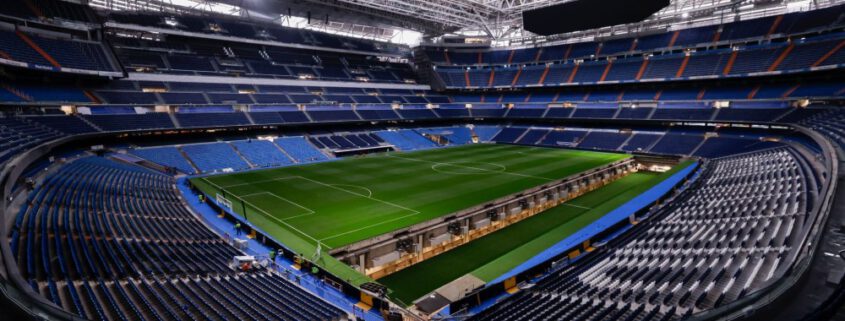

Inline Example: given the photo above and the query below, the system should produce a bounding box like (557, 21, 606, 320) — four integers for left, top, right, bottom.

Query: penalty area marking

(318, 211, 423, 243)
(240, 191, 316, 220)
(220, 175, 424, 244)
(329, 184, 374, 198)
(218, 175, 417, 215)
(200, 178, 330, 249)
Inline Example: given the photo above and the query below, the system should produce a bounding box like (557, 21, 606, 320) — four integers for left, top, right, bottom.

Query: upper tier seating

(426, 4, 845, 67)
(649, 131, 705, 155)
(175, 112, 251, 128)
(0, 30, 115, 72)
(110, 34, 414, 84)
(107, 11, 386, 54)
(1, 0, 98, 23)
(440, 35, 845, 89)
(25, 115, 98, 134)
(469, 148, 816, 321)
(307, 109, 361, 122)
(0, 30, 51, 66)
(447, 81, 844, 102)
(83, 113, 176, 131)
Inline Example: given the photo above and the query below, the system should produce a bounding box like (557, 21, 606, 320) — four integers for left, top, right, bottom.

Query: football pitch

(379, 164, 689, 304)
(190, 144, 633, 292)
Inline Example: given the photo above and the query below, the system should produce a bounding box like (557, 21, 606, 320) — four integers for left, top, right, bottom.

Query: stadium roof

(89, 0, 845, 46)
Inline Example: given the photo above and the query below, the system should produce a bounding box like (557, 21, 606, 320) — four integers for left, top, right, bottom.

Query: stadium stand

(273, 136, 331, 163)
(181, 143, 251, 172)
(130, 147, 198, 174)
(9, 157, 347, 321)
(375, 130, 439, 150)
(0, 2, 843, 321)
(427, 4, 845, 90)
(230, 140, 294, 167)
(469, 148, 818, 321)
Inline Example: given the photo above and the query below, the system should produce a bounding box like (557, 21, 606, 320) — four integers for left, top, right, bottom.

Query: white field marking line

(213, 176, 427, 243)
(562, 203, 592, 210)
(430, 162, 506, 175)
(219, 176, 301, 189)
(328, 184, 373, 197)
(318, 211, 424, 243)
(385, 154, 556, 181)
(202, 177, 330, 249)
(516, 150, 563, 157)
(286, 178, 429, 243)
(240, 191, 316, 220)
(294, 176, 421, 215)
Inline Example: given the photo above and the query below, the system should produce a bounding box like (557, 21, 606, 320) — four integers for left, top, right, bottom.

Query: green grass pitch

(379, 163, 690, 304)
(190, 144, 632, 290)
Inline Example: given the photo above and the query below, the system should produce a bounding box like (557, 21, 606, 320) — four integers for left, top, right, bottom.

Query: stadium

(0, 0, 843, 320)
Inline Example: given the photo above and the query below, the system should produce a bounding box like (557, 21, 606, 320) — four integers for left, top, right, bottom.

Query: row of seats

(108, 11, 386, 53)
(130, 129, 444, 174)
(438, 37, 845, 88)
(96, 90, 447, 105)
(111, 35, 414, 84)
(11, 157, 238, 281)
(426, 4, 844, 66)
(99, 82, 434, 96)
(470, 148, 816, 321)
(0, 104, 811, 161)
(0, 29, 115, 72)
(131, 136, 331, 174)
(31, 273, 347, 321)
(416, 127, 475, 145)
(0, 117, 63, 163)
(11, 157, 348, 321)
(1, 105, 835, 170)
(493, 126, 783, 158)
(308, 133, 384, 150)
(799, 107, 845, 151)
(452, 82, 844, 102)
(374, 130, 439, 151)
(0, 0, 98, 23)
(92, 82, 448, 105)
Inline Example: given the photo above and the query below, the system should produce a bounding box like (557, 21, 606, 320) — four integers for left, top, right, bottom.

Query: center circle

(431, 162, 507, 175)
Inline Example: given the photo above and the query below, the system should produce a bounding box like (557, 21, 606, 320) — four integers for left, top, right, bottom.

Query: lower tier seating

(469, 148, 817, 321)
(0, 117, 63, 163)
(181, 143, 251, 172)
(375, 130, 438, 151)
(10, 157, 347, 321)
(800, 107, 845, 151)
